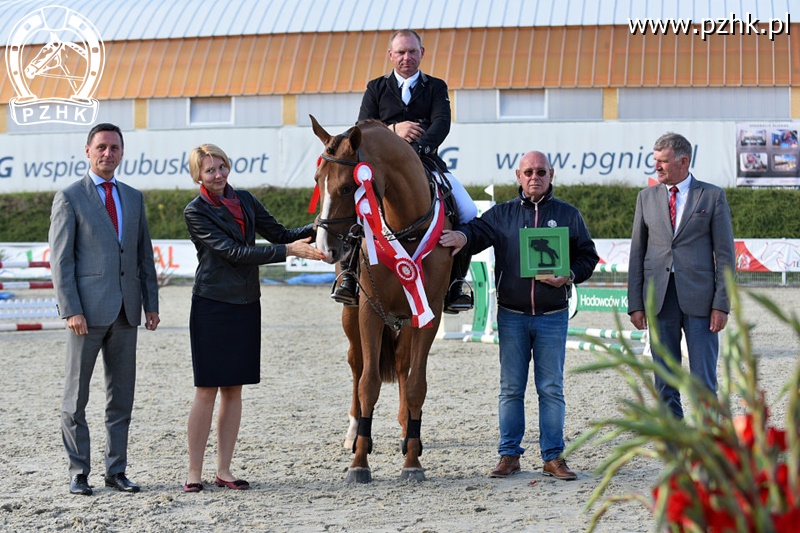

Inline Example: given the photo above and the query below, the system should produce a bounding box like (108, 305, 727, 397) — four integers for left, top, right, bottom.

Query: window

(189, 97, 232, 125)
(498, 90, 546, 119)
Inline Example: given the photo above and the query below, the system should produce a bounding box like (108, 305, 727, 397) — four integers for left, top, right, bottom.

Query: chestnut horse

(310, 116, 453, 483)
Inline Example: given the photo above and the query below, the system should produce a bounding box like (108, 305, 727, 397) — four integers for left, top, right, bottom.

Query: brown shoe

(489, 455, 520, 478)
(542, 458, 577, 480)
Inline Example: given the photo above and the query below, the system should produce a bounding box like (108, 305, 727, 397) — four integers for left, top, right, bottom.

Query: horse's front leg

(399, 331, 433, 482)
(345, 314, 383, 484)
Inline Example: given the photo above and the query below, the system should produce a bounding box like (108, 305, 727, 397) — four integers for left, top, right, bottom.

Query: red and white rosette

(394, 257, 418, 283)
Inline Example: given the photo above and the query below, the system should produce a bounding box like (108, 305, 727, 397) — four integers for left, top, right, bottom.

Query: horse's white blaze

(315, 174, 335, 262)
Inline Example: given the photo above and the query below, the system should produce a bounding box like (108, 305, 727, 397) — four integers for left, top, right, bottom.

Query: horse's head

(310, 115, 363, 264)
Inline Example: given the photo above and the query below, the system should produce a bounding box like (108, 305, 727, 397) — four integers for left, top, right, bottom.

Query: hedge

(1, 185, 798, 242)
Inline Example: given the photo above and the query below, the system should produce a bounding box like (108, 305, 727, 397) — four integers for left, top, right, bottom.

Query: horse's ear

(348, 126, 362, 151)
(310, 115, 331, 144)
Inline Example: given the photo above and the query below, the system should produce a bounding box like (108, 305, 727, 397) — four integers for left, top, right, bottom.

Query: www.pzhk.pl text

(628, 13, 791, 41)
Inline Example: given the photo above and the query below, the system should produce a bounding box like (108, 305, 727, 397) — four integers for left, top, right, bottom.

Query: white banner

(0, 240, 201, 279)
(0, 121, 736, 193)
(3, 238, 799, 281)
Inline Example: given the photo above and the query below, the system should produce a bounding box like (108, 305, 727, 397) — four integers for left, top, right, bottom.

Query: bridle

(314, 150, 361, 242)
(316, 141, 438, 244)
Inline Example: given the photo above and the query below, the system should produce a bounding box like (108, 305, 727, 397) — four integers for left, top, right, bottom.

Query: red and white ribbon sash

(353, 162, 444, 328)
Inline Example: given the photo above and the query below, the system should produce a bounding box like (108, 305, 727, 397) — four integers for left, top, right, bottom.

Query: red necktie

(669, 186, 678, 230)
(102, 181, 119, 235)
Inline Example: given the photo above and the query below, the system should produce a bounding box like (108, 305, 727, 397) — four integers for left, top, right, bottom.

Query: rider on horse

(332, 29, 477, 314)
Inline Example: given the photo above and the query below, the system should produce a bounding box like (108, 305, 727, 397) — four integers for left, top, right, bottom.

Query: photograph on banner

(737, 122, 800, 187)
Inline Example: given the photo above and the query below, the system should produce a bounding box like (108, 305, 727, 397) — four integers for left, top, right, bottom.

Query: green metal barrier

(468, 261, 491, 334)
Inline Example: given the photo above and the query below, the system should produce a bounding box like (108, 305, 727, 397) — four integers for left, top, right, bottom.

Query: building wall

(1, 6, 798, 190)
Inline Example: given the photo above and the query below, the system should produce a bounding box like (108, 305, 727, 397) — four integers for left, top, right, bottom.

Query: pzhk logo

(6, 5, 104, 126)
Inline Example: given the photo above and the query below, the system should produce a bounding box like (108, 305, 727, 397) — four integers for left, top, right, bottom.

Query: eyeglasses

(521, 168, 549, 178)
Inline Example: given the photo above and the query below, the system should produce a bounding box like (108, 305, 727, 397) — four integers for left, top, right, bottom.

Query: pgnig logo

(5, 5, 104, 126)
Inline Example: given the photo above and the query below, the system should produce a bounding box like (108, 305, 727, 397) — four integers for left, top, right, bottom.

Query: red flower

(733, 414, 755, 447)
(654, 478, 695, 525)
(715, 439, 741, 469)
(706, 507, 739, 532)
(767, 427, 787, 451)
(773, 506, 800, 531)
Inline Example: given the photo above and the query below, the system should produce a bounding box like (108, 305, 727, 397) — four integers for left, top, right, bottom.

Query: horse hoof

(400, 468, 426, 482)
(345, 467, 372, 484)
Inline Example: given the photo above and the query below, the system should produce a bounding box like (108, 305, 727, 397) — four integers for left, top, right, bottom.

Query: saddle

(419, 154, 459, 227)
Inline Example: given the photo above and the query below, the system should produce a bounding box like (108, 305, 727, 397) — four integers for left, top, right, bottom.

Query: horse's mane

(355, 119, 386, 129)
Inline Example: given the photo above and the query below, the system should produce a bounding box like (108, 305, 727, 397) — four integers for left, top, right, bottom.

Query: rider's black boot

(443, 248, 473, 314)
(331, 246, 360, 307)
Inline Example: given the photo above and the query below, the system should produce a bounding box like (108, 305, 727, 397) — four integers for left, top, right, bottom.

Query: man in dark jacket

(440, 151, 598, 481)
(332, 29, 477, 313)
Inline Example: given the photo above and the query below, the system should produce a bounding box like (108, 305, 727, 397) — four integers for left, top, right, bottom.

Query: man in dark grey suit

(627, 132, 735, 418)
(49, 123, 160, 495)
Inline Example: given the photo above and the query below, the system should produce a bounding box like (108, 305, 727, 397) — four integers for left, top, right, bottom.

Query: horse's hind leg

(342, 307, 361, 450)
(395, 331, 411, 448)
(344, 375, 359, 450)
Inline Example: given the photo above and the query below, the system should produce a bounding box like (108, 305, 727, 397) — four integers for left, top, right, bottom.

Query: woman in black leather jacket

(181, 143, 323, 493)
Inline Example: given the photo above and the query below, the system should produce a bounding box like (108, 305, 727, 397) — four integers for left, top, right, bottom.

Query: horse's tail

(379, 325, 398, 383)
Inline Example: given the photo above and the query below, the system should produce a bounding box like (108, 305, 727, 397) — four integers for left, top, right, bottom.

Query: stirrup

(444, 279, 473, 314)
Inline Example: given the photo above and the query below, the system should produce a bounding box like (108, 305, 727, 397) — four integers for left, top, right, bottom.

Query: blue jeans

(496, 307, 568, 461)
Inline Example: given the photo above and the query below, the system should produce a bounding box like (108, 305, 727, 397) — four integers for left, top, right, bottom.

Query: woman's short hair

(189, 144, 231, 183)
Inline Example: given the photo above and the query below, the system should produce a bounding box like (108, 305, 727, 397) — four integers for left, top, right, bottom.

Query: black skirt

(189, 294, 261, 387)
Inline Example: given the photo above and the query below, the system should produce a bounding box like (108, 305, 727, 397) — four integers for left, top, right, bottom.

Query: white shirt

(394, 70, 420, 92)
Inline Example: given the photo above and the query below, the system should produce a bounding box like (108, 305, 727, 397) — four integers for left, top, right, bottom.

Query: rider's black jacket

(358, 71, 451, 170)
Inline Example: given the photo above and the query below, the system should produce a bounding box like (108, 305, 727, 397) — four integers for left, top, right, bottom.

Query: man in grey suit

(49, 123, 160, 495)
(627, 132, 735, 419)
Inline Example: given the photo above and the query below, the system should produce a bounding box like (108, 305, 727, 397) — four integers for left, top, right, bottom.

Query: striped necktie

(669, 186, 678, 230)
(102, 181, 118, 234)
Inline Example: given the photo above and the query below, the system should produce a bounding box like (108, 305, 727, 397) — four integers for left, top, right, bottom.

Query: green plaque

(519, 227, 570, 279)
(575, 287, 628, 313)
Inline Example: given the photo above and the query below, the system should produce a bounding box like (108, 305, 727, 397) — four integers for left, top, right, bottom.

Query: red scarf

(200, 184, 246, 236)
